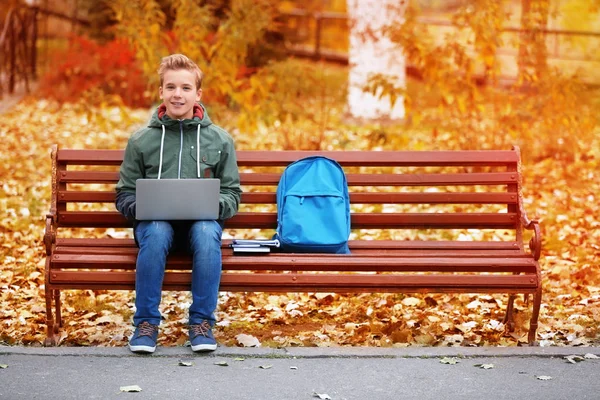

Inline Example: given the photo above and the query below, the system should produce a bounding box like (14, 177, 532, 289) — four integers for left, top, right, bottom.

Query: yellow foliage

(108, 0, 167, 90)
(106, 0, 278, 126)
(371, 0, 597, 161)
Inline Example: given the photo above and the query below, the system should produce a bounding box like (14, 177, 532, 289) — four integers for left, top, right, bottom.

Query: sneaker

(189, 320, 217, 352)
(129, 321, 158, 353)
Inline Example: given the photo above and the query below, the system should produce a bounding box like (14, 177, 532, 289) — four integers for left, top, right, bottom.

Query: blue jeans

(133, 220, 223, 327)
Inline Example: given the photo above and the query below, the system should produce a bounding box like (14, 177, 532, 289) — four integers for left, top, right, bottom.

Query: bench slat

(240, 172, 519, 186)
(58, 190, 518, 205)
(58, 171, 119, 183)
(56, 211, 518, 229)
(50, 253, 535, 272)
(57, 149, 124, 165)
(57, 149, 519, 167)
(48, 271, 538, 292)
(55, 238, 521, 250)
(239, 151, 520, 166)
(53, 246, 524, 259)
(58, 171, 518, 186)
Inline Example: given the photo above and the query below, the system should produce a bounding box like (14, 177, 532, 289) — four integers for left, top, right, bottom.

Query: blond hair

(158, 54, 203, 89)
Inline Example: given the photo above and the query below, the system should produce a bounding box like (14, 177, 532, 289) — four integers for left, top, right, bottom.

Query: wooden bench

(43, 145, 542, 346)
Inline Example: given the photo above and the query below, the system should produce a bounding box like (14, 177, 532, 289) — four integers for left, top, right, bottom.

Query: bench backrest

(49, 145, 528, 246)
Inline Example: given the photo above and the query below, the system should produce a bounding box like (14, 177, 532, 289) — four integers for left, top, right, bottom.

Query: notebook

(232, 246, 270, 254)
(135, 178, 220, 220)
(230, 239, 280, 255)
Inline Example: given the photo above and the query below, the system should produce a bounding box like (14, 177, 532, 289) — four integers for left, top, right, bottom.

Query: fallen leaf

(440, 357, 460, 365)
(466, 300, 482, 309)
(402, 297, 421, 306)
(0, 364, 8, 369)
(259, 365, 272, 369)
(214, 361, 229, 367)
(565, 355, 585, 364)
(536, 376, 553, 380)
(290, 366, 298, 370)
(414, 333, 436, 345)
(457, 321, 478, 333)
(313, 393, 332, 399)
(120, 385, 142, 392)
(57, 331, 68, 346)
(584, 353, 599, 359)
(474, 363, 494, 369)
(236, 333, 261, 347)
(178, 360, 194, 367)
(106, 228, 131, 239)
(96, 315, 119, 324)
(234, 357, 245, 361)
(81, 312, 97, 320)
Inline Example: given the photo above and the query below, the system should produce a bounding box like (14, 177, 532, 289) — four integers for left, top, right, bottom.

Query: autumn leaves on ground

(1, 89, 599, 349)
(2, 0, 600, 349)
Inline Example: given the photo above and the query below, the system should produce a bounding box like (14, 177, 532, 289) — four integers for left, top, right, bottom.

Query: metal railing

(280, 8, 600, 65)
(0, 4, 90, 99)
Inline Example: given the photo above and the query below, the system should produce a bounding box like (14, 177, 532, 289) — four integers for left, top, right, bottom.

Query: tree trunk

(347, 0, 406, 120)
(517, 0, 550, 83)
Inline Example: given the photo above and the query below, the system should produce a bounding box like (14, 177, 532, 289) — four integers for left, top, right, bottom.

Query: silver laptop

(135, 178, 220, 220)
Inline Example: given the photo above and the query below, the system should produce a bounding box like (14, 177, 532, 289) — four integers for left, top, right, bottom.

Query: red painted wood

(46, 146, 542, 345)
(50, 252, 536, 274)
(55, 237, 521, 250)
(58, 171, 518, 186)
(59, 171, 119, 183)
(54, 246, 524, 259)
(58, 190, 518, 205)
(58, 149, 519, 167)
(48, 271, 538, 292)
(240, 172, 518, 186)
(56, 211, 518, 229)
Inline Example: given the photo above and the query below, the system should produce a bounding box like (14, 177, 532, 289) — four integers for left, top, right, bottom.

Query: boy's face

(159, 69, 202, 120)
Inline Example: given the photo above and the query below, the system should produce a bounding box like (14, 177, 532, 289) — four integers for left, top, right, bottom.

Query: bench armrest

(44, 213, 56, 256)
(525, 220, 541, 261)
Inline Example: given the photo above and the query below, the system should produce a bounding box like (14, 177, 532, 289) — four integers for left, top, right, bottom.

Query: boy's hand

(128, 202, 137, 220)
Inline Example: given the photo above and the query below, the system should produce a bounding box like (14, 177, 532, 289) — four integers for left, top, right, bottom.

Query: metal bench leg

(54, 290, 62, 331)
(528, 288, 542, 345)
(502, 294, 516, 332)
(44, 288, 57, 346)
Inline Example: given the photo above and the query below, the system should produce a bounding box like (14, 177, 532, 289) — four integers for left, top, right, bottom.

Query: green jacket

(116, 104, 242, 222)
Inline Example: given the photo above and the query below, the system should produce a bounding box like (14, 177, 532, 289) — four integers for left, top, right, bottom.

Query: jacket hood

(148, 103, 213, 128)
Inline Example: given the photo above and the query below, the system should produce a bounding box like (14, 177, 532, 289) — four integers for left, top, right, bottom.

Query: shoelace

(190, 321, 212, 337)
(137, 322, 157, 337)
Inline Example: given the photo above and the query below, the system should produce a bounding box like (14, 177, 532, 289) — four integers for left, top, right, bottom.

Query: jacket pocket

(191, 147, 220, 178)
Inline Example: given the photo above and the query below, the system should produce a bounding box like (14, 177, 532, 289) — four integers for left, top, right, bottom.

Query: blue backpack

(274, 156, 351, 254)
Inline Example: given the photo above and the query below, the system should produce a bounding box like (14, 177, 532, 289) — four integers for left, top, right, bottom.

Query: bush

(38, 36, 151, 108)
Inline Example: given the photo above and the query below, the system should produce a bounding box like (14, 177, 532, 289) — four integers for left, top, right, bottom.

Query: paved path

(0, 81, 36, 114)
(1, 345, 599, 399)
